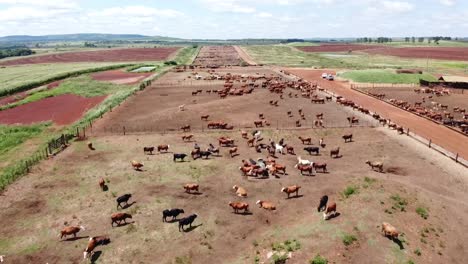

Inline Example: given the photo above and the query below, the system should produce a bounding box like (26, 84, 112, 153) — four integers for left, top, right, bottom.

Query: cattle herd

(56, 67, 426, 262)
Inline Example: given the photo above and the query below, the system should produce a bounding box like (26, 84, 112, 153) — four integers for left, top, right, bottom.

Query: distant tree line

(404, 36, 452, 44)
(0, 47, 35, 59)
(356, 37, 392, 43)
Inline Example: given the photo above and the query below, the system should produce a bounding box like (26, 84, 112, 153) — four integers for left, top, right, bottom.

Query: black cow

(173, 153, 187, 162)
(179, 214, 198, 231)
(143, 146, 155, 155)
(304, 146, 320, 155)
(199, 151, 212, 159)
(317, 195, 328, 212)
(116, 194, 132, 209)
(162, 208, 185, 222)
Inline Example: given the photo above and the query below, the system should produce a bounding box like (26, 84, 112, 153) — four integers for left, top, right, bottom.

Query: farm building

(438, 75, 468, 83)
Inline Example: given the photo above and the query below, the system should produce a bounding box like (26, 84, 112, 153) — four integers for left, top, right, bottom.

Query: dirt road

(233, 46, 257, 65)
(288, 68, 468, 161)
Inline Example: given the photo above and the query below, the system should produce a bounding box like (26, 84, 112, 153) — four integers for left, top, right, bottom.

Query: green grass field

(242, 45, 468, 74)
(1, 75, 131, 110)
(338, 69, 437, 84)
(0, 124, 48, 156)
(0, 62, 128, 93)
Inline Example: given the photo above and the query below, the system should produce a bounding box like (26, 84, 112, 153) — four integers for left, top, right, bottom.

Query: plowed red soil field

(0, 94, 106, 125)
(364, 47, 468, 61)
(297, 44, 382, 52)
(0, 47, 179, 66)
(91, 70, 153, 85)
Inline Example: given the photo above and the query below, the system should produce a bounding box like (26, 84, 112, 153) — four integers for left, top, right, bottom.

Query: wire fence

(405, 129, 467, 168)
(92, 119, 377, 136)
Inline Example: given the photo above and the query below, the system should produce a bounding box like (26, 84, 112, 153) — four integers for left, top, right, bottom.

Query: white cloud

(381, 1, 413, 13)
(0, 6, 77, 22)
(0, 0, 79, 9)
(200, 0, 256, 13)
(88, 6, 183, 18)
(257, 12, 273, 18)
(439, 0, 456, 6)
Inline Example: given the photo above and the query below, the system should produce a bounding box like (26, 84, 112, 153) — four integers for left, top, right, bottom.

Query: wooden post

(455, 153, 459, 163)
(123, 126, 126, 135)
(406, 128, 409, 136)
(82, 127, 86, 138)
(429, 139, 432, 148)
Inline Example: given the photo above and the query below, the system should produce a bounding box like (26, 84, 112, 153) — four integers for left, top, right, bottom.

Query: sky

(0, 0, 466, 39)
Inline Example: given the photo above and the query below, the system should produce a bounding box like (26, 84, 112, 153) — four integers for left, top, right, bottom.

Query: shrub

(271, 253, 288, 264)
(164, 60, 178, 66)
(342, 186, 358, 198)
(310, 254, 328, 264)
(416, 207, 429, 219)
(390, 194, 408, 212)
(342, 234, 357, 246)
(414, 248, 422, 256)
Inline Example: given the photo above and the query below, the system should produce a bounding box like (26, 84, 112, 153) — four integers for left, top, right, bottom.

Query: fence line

(406, 129, 467, 168)
(93, 119, 377, 136)
(350, 83, 419, 90)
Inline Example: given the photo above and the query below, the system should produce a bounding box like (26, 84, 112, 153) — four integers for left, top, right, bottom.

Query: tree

(405, 37, 410, 42)
(418, 37, 424, 43)
(411, 37, 416, 43)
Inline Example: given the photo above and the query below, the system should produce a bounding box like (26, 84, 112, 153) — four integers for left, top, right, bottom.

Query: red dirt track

(0, 94, 106, 125)
(298, 44, 382, 52)
(364, 47, 468, 61)
(288, 68, 468, 160)
(0, 47, 179, 66)
(91, 70, 153, 85)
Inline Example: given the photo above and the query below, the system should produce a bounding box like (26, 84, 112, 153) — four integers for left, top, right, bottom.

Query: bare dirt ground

(192, 46, 243, 67)
(354, 85, 468, 133)
(91, 67, 373, 134)
(0, 94, 106, 125)
(1, 125, 467, 263)
(0, 48, 180, 66)
(364, 47, 468, 61)
(91, 70, 153, 85)
(287, 68, 468, 161)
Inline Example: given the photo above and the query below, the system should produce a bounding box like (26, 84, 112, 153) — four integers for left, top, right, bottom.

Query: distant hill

(0, 34, 182, 43)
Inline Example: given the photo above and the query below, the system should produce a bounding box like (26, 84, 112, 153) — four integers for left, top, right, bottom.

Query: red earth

(364, 47, 468, 61)
(0, 94, 106, 125)
(91, 70, 153, 85)
(0, 81, 63, 107)
(0, 47, 179, 66)
(297, 44, 382, 53)
(298, 44, 468, 61)
(287, 68, 468, 160)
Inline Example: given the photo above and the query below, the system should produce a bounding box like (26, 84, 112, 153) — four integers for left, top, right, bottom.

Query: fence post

(455, 153, 459, 163)
(406, 128, 409, 136)
(123, 126, 126, 135)
(83, 127, 86, 138)
(429, 139, 432, 148)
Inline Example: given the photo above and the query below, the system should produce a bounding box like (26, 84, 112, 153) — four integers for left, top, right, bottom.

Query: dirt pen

(0, 47, 179, 66)
(1, 59, 468, 263)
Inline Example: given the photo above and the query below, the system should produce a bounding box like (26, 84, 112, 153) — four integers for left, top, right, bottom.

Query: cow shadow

(164, 218, 181, 223)
(144, 153, 156, 156)
(392, 238, 405, 250)
(120, 201, 136, 210)
(286, 194, 304, 200)
(182, 223, 203, 232)
(90, 251, 102, 264)
(331, 155, 343, 159)
(233, 211, 253, 216)
(62, 236, 89, 242)
(114, 221, 135, 227)
(230, 153, 240, 158)
(159, 151, 173, 154)
(186, 191, 203, 195)
(102, 185, 109, 192)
